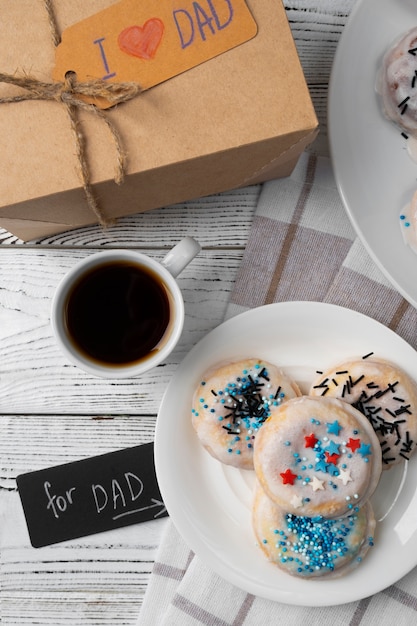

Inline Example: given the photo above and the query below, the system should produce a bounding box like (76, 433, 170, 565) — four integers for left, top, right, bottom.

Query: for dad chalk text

(44, 471, 165, 521)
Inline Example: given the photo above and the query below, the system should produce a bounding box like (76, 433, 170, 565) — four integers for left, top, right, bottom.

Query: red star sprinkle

(325, 452, 340, 465)
(304, 433, 318, 448)
(280, 468, 298, 485)
(346, 438, 361, 452)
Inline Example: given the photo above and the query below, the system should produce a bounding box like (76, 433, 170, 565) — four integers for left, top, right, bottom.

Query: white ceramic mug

(51, 237, 200, 378)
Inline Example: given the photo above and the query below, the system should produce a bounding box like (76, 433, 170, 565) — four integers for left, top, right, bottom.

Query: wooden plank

(0, 415, 157, 487)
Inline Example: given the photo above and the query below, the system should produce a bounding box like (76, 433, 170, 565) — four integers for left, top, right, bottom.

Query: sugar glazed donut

(191, 358, 301, 469)
(252, 484, 375, 579)
(377, 26, 417, 135)
(253, 396, 382, 518)
(310, 355, 417, 468)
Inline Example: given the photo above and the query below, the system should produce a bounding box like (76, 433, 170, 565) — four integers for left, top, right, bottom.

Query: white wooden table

(0, 3, 354, 624)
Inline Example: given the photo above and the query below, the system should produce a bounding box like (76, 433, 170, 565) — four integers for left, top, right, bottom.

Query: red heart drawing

(118, 19, 164, 60)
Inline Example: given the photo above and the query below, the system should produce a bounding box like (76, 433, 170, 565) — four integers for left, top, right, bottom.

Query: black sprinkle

(259, 367, 270, 381)
(402, 132, 409, 139)
(388, 381, 399, 392)
(362, 352, 374, 360)
(312, 378, 330, 394)
(375, 388, 391, 399)
(408, 47, 417, 56)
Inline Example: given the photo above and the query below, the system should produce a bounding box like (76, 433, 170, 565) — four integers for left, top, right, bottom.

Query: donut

(377, 26, 417, 135)
(191, 358, 301, 469)
(253, 395, 382, 518)
(252, 484, 376, 579)
(310, 355, 417, 468)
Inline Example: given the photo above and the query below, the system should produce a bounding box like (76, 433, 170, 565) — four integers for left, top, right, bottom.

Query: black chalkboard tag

(17, 442, 168, 548)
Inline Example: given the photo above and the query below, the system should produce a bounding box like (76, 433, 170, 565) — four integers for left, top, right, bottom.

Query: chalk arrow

(112, 498, 167, 521)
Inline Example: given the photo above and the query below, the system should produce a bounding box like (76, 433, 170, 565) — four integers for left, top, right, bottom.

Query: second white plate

(329, 0, 417, 307)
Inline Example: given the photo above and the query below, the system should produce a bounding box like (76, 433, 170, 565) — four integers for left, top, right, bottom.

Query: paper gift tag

(53, 0, 258, 108)
(17, 442, 168, 548)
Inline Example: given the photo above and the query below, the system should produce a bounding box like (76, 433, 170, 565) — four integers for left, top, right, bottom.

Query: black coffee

(64, 261, 172, 366)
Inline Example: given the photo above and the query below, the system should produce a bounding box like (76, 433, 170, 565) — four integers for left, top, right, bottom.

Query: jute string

(0, 0, 142, 228)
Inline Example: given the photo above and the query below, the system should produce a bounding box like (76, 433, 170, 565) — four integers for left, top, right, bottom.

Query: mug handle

(161, 237, 201, 278)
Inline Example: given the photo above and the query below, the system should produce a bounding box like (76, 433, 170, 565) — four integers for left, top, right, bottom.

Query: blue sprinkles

(400, 214, 411, 227)
(265, 512, 372, 575)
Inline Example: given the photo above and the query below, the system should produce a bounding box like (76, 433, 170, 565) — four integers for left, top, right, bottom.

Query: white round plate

(155, 302, 417, 606)
(329, 0, 417, 307)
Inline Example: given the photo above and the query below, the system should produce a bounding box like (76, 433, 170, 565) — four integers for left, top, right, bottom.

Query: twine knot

(2, 70, 141, 108)
(0, 68, 142, 227)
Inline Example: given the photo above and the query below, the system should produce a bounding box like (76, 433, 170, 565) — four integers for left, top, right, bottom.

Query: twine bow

(0, 0, 142, 228)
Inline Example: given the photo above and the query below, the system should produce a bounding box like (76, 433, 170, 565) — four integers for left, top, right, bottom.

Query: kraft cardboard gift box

(0, 0, 318, 241)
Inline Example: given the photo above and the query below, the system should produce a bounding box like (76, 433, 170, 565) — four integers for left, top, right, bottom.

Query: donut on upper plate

(191, 358, 301, 469)
(377, 26, 417, 135)
(252, 483, 376, 579)
(253, 395, 382, 518)
(310, 355, 417, 468)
